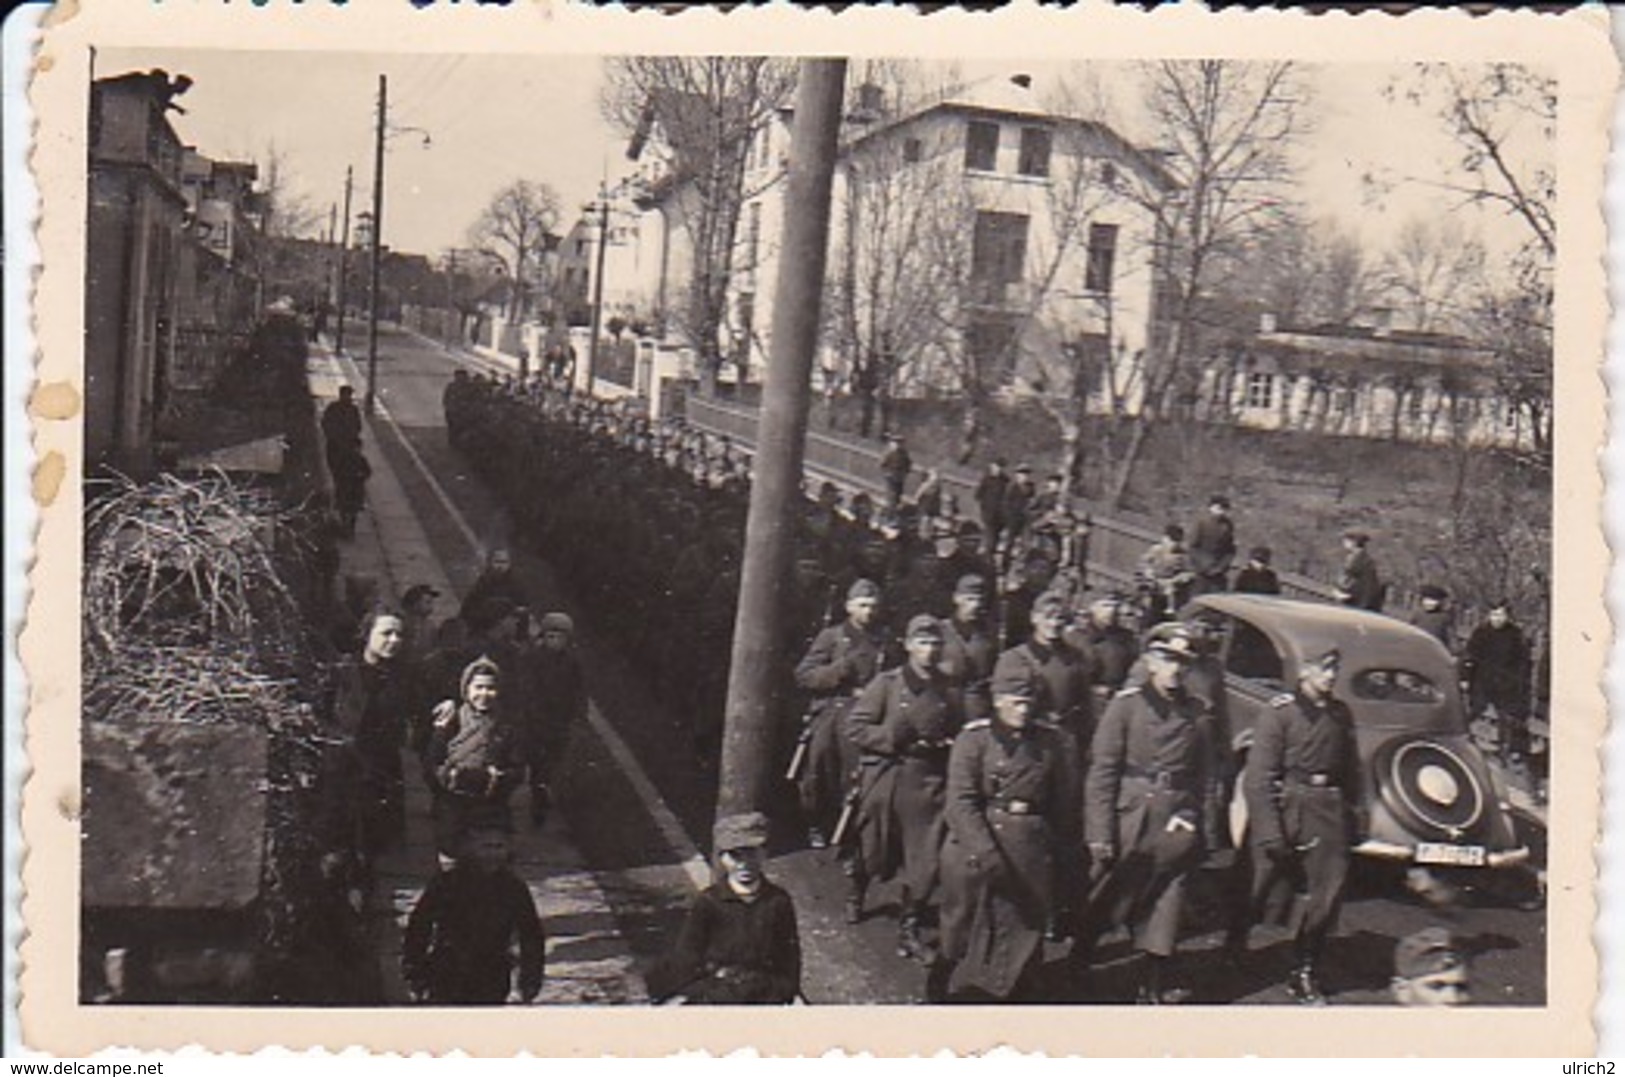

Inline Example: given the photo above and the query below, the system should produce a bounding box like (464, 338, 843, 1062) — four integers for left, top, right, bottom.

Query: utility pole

(335, 166, 353, 355)
(716, 59, 846, 818)
(585, 186, 611, 395)
(365, 73, 386, 414)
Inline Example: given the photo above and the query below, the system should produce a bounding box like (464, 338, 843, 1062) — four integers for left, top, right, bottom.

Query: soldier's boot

(1286, 963, 1328, 1006)
(1134, 955, 1190, 1005)
(843, 867, 867, 925)
(897, 906, 939, 965)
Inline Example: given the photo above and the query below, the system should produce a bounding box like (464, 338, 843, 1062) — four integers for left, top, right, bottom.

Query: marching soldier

(846, 614, 964, 962)
(792, 579, 893, 868)
(1005, 591, 1096, 766)
(939, 574, 997, 723)
(937, 651, 1079, 1001)
(1229, 647, 1360, 1004)
(1081, 623, 1222, 1004)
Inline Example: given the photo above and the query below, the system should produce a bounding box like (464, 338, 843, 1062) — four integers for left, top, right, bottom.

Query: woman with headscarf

(424, 656, 525, 869)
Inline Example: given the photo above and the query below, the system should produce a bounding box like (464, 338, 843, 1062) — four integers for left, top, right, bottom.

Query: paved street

(335, 322, 1548, 1007)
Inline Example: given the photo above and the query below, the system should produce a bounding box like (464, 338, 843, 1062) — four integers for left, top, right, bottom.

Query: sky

(99, 49, 1548, 271)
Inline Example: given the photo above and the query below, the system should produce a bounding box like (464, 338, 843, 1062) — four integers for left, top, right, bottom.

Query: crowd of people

(419, 369, 1522, 1006)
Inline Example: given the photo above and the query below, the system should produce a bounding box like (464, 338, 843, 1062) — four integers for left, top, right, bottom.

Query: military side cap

(1032, 591, 1070, 618)
(990, 651, 1037, 699)
(713, 811, 770, 853)
(1144, 622, 1198, 661)
(906, 614, 943, 640)
(847, 578, 881, 601)
(1305, 646, 1342, 672)
(954, 574, 986, 596)
(1394, 927, 1464, 979)
(957, 520, 983, 537)
(539, 611, 574, 634)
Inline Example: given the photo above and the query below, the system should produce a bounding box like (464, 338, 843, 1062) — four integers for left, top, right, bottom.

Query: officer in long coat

(792, 579, 893, 870)
(1231, 647, 1360, 1004)
(846, 614, 964, 961)
(1082, 622, 1221, 1004)
(939, 574, 997, 723)
(938, 651, 1079, 1001)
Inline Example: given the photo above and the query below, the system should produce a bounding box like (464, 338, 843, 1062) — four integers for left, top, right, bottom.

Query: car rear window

(1352, 668, 1443, 704)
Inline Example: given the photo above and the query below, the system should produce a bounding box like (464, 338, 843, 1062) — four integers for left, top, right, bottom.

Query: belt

(1289, 772, 1342, 789)
(1124, 767, 1185, 790)
(904, 742, 952, 760)
(991, 798, 1036, 815)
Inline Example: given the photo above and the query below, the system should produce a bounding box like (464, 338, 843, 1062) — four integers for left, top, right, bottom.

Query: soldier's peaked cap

(954, 574, 986, 596)
(1305, 646, 1342, 671)
(847, 578, 881, 601)
(1144, 622, 1197, 661)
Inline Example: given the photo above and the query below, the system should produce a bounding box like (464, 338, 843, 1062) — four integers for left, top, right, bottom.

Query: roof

(845, 74, 1179, 191)
(1192, 593, 1456, 678)
(1253, 326, 1496, 373)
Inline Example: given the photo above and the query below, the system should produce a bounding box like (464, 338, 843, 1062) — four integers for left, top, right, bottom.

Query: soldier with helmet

(1081, 623, 1222, 1004)
(937, 651, 1080, 1001)
(1229, 646, 1361, 1004)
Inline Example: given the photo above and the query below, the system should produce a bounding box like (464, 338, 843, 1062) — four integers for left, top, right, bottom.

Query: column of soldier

(435, 372, 1378, 1007)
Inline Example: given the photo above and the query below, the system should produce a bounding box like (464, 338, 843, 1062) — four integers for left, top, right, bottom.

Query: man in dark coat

(523, 611, 588, 827)
(1082, 623, 1221, 1004)
(939, 574, 997, 723)
(847, 614, 964, 962)
(975, 460, 1010, 568)
(1233, 546, 1281, 596)
(880, 433, 913, 511)
(1229, 646, 1360, 1004)
(1334, 531, 1384, 612)
(401, 827, 545, 1005)
(1409, 584, 1455, 649)
(1001, 464, 1038, 568)
(1004, 591, 1096, 765)
(648, 813, 802, 1005)
(938, 651, 1079, 1001)
(1462, 600, 1534, 765)
(1188, 495, 1237, 596)
(1069, 593, 1139, 707)
(321, 385, 363, 467)
(792, 578, 894, 870)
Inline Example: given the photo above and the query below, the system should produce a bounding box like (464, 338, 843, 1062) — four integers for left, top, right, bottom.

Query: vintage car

(1181, 593, 1530, 872)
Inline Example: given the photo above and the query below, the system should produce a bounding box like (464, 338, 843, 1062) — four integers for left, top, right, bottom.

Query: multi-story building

(623, 73, 1175, 402)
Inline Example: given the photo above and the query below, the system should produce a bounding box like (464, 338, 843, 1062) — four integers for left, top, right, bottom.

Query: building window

(1085, 222, 1119, 295)
(903, 137, 922, 164)
(968, 313, 1021, 384)
(1100, 161, 1119, 188)
(1018, 127, 1052, 178)
(965, 120, 1000, 172)
(1245, 372, 1274, 410)
(971, 211, 1029, 288)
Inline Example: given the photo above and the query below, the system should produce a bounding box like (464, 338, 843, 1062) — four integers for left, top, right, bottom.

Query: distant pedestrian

(1409, 584, 1455, 649)
(329, 446, 372, 539)
(426, 657, 525, 868)
(648, 812, 802, 1005)
(1233, 546, 1281, 596)
(975, 459, 1010, 566)
(881, 433, 912, 511)
(1188, 495, 1237, 596)
(1137, 524, 1194, 625)
(322, 385, 363, 463)
(400, 584, 442, 666)
(1001, 464, 1038, 568)
(1462, 600, 1533, 766)
(401, 826, 546, 1005)
(1333, 531, 1384, 612)
(462, 548, 529, 624)
(524, 611, 587, 827)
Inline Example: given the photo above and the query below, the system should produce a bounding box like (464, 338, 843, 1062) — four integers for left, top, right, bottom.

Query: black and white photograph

(17, 1, 1612, 1057)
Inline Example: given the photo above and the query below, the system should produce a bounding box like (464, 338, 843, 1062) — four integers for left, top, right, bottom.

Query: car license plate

(1415, 842, 1487, 867)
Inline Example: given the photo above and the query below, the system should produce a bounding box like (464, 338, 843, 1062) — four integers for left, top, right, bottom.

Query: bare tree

(1107, 60, 1308, 506)
(255, 142, 324, 240)
(602, 57, 798, 388)
(467, 179, 561, 321)
(1380, 215, 1486, 333)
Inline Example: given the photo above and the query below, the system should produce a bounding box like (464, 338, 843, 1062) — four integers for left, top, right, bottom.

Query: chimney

(1011, 73, 1033, 90)
(846, 81, 884, 126)
(1259, 312, 1278, 335)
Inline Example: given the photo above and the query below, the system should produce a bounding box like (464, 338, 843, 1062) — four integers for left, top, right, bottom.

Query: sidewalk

(307, 342, 648, 1005)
